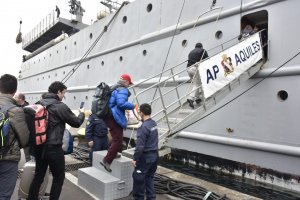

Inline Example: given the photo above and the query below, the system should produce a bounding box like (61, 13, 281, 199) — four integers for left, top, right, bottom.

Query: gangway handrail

(129, 29, 266, 97)
(129, 30, 267, 136)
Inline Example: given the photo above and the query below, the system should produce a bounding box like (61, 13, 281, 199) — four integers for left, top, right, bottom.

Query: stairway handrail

(129, 29, 266, 99)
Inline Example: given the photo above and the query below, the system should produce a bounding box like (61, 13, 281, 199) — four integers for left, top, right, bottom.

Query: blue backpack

(62, 129, 73, 154)
(0, 104, 16, 159)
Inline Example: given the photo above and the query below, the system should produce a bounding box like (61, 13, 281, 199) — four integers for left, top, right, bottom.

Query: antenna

(100, 0, 122, 13)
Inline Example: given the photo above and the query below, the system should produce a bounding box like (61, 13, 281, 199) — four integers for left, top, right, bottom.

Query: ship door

(241, 10, 268, 59)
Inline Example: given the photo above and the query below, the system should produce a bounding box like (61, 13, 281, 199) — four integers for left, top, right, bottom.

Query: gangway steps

(158, 59, 265, 146)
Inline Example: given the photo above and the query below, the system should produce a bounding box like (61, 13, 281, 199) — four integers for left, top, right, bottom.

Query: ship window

(122, 16, 127, 24)
(85, 96, 88, 100)
(74, 41, 77, 46)
(73, 96, 76, 100)
(42, 77, 44, 80)
(39, 59, 40, 62)
(89, 33, 93, 39)
(182, 40, 188, 47)
(143, 50, 147, 56)
(147, 4, 153, 12)
(57, 50, 59, 54)
(50, 53, 52, 57)
(48, 75, 50, 79)
(215, 31, 223, 39)
(65, 46, 67, 50)
(34, 61, 35, 64)
(44, 57, 45, 60)
(101, 61, 104, 66)
(277, 90, 288, 101)
(119, 56, 123, 61)
(63, 71, 65, 75)
(55, 73, 57, 77)
(87, 65, 90, 69)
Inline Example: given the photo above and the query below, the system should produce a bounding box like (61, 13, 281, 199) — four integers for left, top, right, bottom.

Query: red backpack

(25, 104, 49, 145)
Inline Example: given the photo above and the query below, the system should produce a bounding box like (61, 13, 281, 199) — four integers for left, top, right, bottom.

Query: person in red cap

(100, 74, 135, 172)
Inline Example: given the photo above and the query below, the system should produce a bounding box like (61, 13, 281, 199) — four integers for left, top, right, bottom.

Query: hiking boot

(115, 153, 122, 158)
(100, 159, 112, 172)
(195, 99, 202, 104)
(187, 99, 194, 109)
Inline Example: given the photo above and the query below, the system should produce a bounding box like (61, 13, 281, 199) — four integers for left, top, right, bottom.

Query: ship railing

(22, 10, 58, 49)
(128, 30, 266, 144)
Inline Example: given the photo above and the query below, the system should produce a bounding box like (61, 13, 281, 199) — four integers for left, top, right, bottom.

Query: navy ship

(18, 0, 300, 195)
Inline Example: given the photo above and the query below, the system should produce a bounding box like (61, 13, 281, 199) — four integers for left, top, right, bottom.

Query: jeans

(104, 116, 123, 164)
(0, 161, 18, 200)
(89, 136, 109, 161)
(28, 145, 65, 200)
(187, 65, 202, 101)
(132, 152, 158, 200)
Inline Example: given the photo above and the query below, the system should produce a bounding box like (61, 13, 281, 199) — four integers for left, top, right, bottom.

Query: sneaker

(187, 99, 194, 109)
(195, 99, 202, 104)
(100, 159, 112, 172)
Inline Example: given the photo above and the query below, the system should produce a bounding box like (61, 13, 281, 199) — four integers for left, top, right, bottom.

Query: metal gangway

(124, 31, 266, 156)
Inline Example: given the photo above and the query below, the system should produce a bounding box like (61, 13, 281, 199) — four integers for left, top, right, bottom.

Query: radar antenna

(69, 0, 85, 22)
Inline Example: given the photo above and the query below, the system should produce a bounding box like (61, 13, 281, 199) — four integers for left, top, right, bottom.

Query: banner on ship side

(198, 33, 263, 99)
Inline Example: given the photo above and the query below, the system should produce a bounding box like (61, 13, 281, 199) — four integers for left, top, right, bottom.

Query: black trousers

(29, 145, 65, 200)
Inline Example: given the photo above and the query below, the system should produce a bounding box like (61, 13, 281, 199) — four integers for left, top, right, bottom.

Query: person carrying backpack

(0, 74, 30, 200)
(100, 74, 135, 172)
(28, 81, 85, 200)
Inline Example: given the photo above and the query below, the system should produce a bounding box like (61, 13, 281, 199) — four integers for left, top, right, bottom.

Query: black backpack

(0, 104, 16, 159)
(91, 82, 114, 118)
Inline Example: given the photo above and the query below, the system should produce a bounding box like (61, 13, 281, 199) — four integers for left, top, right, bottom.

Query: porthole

(215, 30, 223, 39)
(89, 33, 93, 39)
(74, 41, 77, 45)
(85, 96, 88, 100)
(73, 96, 76, 100)
(277, 90, 288, 101)
(48, 75, 50, 79)
(63, 71, 65, 75)
(147, 4, 153, 12)
(50, 53, 52, 57)
(122, 16, 127, 24)
(182, 39, 188, 47)
(57, 50, 59, 54)
(87, 65, 90, 69)
(119, 56, 123, 62)
(101, 61, 104, 66)
(143, 50, 147, 56)
(65, 46, 67, 50)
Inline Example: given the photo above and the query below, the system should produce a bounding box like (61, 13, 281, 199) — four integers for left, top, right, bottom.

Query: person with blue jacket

(100, 74, 134, 172)
(85, 114, 109, 161)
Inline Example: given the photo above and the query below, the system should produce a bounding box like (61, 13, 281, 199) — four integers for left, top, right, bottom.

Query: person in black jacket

(85, 114, 109, 161)
(186, 43, 208, 109)
(28, 81, 85, 200)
